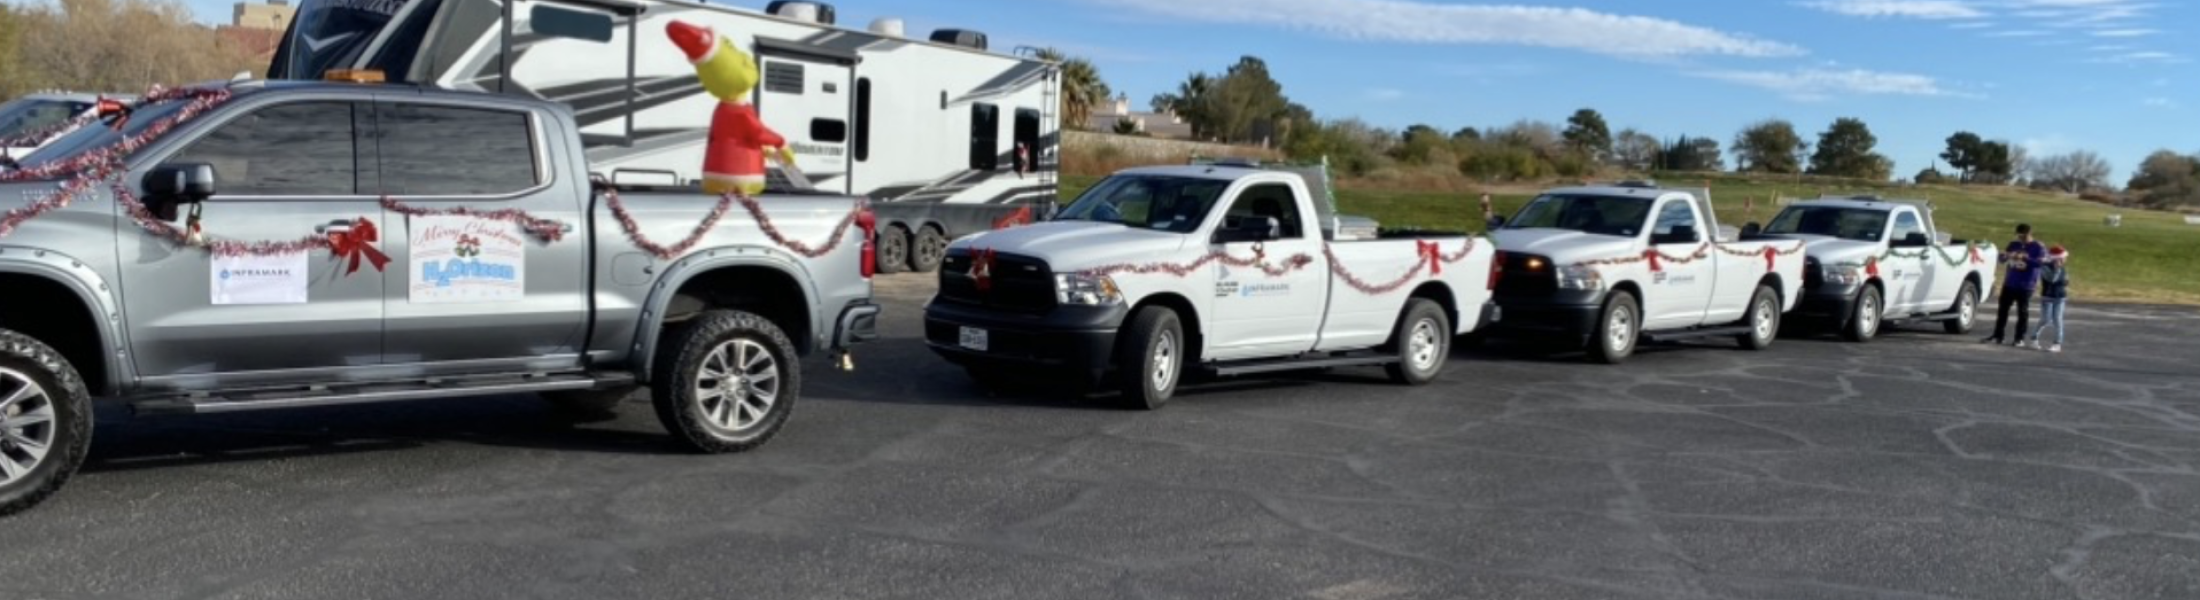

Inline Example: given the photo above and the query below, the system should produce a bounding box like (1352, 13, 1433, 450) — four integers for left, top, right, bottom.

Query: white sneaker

(2049, 344, 2062, 353)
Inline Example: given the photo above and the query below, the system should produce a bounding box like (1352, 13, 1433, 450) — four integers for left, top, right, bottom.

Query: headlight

(1821, 264, 1863, 286)
(1556, 264, 1604, 290)
(1054, 273, 1123, 306)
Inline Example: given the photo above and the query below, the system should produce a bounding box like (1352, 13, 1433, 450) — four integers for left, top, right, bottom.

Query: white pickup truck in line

(1487, 181, 1807, 363)
(923, 163, 1498, 409)
(1755, 195, 1999, 341)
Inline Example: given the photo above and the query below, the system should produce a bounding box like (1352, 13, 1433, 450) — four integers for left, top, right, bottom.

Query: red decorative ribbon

(1761, 246, 1777, 273)
(1968, 245, 1984, 265)
(970, 247, 997, 292)
(1643, 249, 1663, 273)
(992, 205, 1033, 230)
(327, 217, 390, 276)
(1417, 240, 1443, 276)
(1864, 256, 1880, 279)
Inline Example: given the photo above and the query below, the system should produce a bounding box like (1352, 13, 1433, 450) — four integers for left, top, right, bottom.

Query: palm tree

(1037, 48, 1109, 132)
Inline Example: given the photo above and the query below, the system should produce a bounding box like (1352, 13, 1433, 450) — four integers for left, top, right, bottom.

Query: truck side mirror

(1487, 215, 1506, 229)
(1896, 232, 1931, 247)
(1213, 216, 1279, 244)
(141, 163, 216, 220)
(1652, 225, 1697, 245)
(1740, 222, 1762, 238)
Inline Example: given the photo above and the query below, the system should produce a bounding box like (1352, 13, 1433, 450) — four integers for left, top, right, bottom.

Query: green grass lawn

(1060, 172, 2200, 305)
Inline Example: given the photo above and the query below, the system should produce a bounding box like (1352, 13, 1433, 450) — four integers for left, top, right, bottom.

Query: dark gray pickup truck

(0, 80, 879, 515)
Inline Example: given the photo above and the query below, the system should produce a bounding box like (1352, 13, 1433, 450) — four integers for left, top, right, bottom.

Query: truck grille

(1803, 257, 1824, 291)
(1494, 253, 1556, 296)
(938, 251, 1057, 313)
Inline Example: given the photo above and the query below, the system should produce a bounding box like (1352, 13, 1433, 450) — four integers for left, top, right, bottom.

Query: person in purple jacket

(1983, 223, 2048, 345)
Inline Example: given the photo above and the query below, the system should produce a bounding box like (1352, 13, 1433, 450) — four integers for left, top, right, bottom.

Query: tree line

(0, 0, 264, 100)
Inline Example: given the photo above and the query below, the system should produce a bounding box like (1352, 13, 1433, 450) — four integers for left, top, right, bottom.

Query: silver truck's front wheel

(652, 310, 799, 453)
(0, 329, 92, 517)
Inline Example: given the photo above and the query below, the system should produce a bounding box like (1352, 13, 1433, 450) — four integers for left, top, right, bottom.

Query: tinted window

(0, 100, 89, 139)
(853, 78, 871, 162)
(377, 103, 538, 196)
(1652, 200, 1700, 244)
(1224, 183, 1303, 238)
(531, 4, 614, 42)
(1506, 194, 1651, 237)
(170, 101, 358, 196)
(1013, 108, 1040, 173)
(1764, 206, 1889, 241)
(811, 118, 847, 143)
(969, 103, 999, 171)
(1057, 175, 1227, 233)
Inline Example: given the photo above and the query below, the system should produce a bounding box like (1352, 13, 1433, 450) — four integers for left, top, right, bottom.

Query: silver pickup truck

(0, 80, 879, 515)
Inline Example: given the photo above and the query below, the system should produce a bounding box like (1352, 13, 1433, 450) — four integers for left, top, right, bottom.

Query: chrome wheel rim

(1958, 289, 1976, 327)
(0, 368, 56, 485)
(1408, 319, 1441, 371)
(1151, 331, 1177, 391)
(917, 234, 945, 266)
(1607, 305, 1635, 353)
(1754, 298, 1777, 340)
(1860, 292, 1880, 336)
(694, 339, 779, 434)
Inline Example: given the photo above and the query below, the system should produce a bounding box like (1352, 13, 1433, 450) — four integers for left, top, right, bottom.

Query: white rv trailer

(265, 0, 1061, 272)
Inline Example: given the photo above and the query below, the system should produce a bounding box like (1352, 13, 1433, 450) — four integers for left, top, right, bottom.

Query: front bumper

(1795, 283, 1863, 323)
(923, 300, 1127, 376)
(1490, 290, 1603, 346)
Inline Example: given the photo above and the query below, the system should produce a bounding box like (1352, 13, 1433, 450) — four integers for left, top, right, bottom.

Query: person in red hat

(665, 20, 793, 196)
(2026, 245, 2071, 353)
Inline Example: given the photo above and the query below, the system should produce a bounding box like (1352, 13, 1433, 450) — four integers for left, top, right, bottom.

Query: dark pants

(1992, 287, 2034, 342)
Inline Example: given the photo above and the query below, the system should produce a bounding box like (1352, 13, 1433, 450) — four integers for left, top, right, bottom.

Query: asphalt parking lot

(4, 273, 2199, 600)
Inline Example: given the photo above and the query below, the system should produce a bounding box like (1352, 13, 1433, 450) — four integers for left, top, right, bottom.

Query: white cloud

(2142, 97, 2177, 108)
(2090, 28, 2159, 37)
(1692, 68, 1967, 101)
(1095, 0, 1804, 59)
(1798, 0, 1985, 19)
(2086, 51, 2183, 63)
(1364, 88, 1407, 101)
(1949, 21, 1996, 29)
(1984, 29, 2050, 37)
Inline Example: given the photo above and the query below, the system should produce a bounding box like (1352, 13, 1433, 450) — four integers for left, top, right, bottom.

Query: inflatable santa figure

(666, 20, 794, 196)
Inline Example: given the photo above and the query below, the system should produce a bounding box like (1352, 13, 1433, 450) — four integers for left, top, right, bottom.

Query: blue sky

(181, 0, 2194, 182)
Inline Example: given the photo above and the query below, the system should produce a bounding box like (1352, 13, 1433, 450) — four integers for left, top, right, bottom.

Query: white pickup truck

(923, 163, 1498, 409)
(1754, 195, 1998, 341)
(1488, 182, 1806, 363)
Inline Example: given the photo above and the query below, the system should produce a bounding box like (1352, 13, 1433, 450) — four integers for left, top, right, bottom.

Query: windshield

(1056, 175, 1229, 233)
(1765, 206, 1888, 242)
(0, 99, 92, 142)
(1504, 194, 1653, 237)
(14, 98, 194, 166)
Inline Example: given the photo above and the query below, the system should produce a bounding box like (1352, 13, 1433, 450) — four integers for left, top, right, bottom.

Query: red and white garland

(1064, 237, 1483, 296)
(1575, 241, 1806, 274)
(0, 83, 868, 269)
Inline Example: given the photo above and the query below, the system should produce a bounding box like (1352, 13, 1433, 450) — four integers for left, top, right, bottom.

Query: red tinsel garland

(1076, 237, 1483, 296)
(382, 197, 567, 243)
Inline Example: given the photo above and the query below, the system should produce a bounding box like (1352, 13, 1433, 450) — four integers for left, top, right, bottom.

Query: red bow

(1417, 240, 1442, 276)
(1864, 256, 1880, 279)
(970, 247, 997, 292)
(327, 217, 390, 276)
(992, 206, 1032, 230)
(1968, 245, 1984, 265)
(1642, 249, 1662, 273)
(95, 97, 131, 131)
(1761, 246, 1777, 273)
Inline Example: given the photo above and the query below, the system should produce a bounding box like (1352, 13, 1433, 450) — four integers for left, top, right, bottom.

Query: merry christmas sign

(408, 215, 526, 304)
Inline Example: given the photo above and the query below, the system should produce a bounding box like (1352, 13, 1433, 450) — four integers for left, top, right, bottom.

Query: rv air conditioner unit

(929, 28, 988, 50)
(869, 17, 904, 37)
(765, 1, 835, 25)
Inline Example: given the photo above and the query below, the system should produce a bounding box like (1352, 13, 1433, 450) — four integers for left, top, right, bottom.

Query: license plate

(959, 326, 989, 352)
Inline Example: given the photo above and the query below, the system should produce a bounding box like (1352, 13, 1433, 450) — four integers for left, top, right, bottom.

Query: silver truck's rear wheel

(1587, 291, 1639, 365)
(1844, 285, 1882, 343)
(0, 329, 92, 517)
(1736, 285, 1780, 350)
(1944, 281, 1979, 334)
(1115, 306, 1183, 411)
(1385, 298, 1450, 385)
(876, 225, 910, 275)
(652, 310, 799, 453)
(911, 225, 948, 273)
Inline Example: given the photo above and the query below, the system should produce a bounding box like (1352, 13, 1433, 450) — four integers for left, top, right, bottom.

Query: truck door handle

(316, 219, 356, 234)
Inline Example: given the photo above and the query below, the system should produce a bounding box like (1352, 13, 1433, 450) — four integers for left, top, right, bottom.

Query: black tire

(650, 310, 800, 454)
(540, 385, 637, 422)
(1944, 281, 1979, 335)
(876, 225, 910, 275)
(911, 225, 948, 273)
(0, 328, 92, 517)
(1736, 285, 1781, 351)
(1115, 306, 1184, 410)
(1384, 299, 1451, 385)
(1843, 284, 1883, 343)
(1587, 291, 1639, 365)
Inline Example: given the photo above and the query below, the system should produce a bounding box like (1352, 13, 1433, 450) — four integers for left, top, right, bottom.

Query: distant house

(1086, 94, 1195, 140)
(216, 1, 294, 69)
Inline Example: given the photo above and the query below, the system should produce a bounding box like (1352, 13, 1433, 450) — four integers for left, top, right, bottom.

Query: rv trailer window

(969, 103, 1000, 171)
(1013, 108, 1040, 173)
(376, 103, 539, 196)
(853, 78, 872, 162)
(811, 119, 848, 143)
(765, 62, 805, 94)
(530, 5, 614, 42)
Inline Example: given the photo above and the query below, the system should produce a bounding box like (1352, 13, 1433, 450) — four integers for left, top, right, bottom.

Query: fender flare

(0, 247, 134, 393)
(626, 245, 823, 384)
